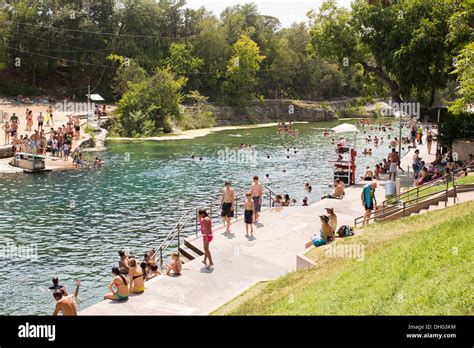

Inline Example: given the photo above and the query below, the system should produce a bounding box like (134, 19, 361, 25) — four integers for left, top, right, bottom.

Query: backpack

(337, 225, 354, 238)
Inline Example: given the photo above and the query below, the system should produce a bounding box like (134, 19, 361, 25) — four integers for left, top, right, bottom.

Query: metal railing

(148, 188, 246, 267)
(354, 164, 473, 227)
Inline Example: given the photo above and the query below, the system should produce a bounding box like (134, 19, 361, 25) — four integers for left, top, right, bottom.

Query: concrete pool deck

(79, 172, 415, 315)
(81, 137, 440, 315)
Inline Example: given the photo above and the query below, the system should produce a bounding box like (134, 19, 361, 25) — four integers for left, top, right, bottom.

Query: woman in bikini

(305, 215, 333, 249)
(104, 266, 129, 301)
(27, 110, 33, 131)
(199, 209, 214, 269)
(128, 258, 145, 294)
(2, 121, 10, 145)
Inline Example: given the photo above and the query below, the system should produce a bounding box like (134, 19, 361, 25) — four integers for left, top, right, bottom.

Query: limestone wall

(189, 99, 339, 126)
(0, 145, 14, 159)
(453, 140, 474, 161)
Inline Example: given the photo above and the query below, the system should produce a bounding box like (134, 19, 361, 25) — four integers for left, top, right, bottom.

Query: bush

(163, 115, 174, 133)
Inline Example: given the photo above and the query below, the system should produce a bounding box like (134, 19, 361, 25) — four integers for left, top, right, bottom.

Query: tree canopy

(0, 0, 471, 134)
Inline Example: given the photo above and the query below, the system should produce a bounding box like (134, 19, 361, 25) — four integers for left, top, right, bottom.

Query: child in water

(244, 191, 254, 237)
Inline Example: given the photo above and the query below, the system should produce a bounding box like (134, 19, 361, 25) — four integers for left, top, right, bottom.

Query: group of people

(277, 121, 299, 137)
(104, 250, 183, 302)
(305, 208, 353, 248)
(2, 108, 82, 162)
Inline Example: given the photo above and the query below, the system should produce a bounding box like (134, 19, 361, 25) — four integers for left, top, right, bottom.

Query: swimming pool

(0, 120, 408, 315)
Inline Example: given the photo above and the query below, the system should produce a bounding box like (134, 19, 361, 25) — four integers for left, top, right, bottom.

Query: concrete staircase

(409, 191, 474, 217)
(178, 237, 204, 263)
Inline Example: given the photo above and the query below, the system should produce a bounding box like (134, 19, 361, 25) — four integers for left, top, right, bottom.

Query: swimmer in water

(191, 154, 195, 160)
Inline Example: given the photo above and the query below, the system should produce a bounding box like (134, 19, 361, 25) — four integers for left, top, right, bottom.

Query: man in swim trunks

(251, 175, 263, 223)
(53, 279, 80, 316)
(361, 182, 377, 225)
(388, 148, 399, 181)
(221, 181, 234, 233)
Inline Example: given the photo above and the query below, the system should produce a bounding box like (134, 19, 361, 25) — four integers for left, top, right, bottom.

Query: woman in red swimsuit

(199, 209, 214, 269)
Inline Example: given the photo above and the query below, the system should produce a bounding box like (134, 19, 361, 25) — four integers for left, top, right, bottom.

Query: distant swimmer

(191, 154, 195, 160)
(48, 277, 65, 292)
(95, 157, 104, 168)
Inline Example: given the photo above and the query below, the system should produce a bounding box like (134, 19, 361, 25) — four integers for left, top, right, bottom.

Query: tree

(161, 42, 203, 91)
(114, 67, 185, 136)
(450, 42, 474, 115)
(222, 35, 265, 107)
(108, 55, 148, 99)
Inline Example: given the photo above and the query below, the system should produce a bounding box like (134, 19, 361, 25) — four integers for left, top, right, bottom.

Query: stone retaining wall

(0, 145, 14, 159)
(186, 99, 340, 126)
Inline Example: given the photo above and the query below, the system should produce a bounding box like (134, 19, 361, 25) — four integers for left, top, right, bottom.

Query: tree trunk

(360, 61, 402, 103)
(428, 86, 436, 107)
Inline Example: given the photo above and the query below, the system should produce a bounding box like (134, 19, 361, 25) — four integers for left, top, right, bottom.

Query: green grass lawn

(213, 200, 474, 315)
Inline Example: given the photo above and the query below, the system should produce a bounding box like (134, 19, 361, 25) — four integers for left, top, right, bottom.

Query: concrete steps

(177, 236, 205, 263)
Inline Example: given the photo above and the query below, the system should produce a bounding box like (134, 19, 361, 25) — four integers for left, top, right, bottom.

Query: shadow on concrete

(200, 267, 214, 273)
(223, 231, 236, 239)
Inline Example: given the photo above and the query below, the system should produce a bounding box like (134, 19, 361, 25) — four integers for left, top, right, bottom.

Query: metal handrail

(149, 187, 248, 267)
(383, 164, 474, 207)
(355, 171, 461, 226)
(263, 184, 278, 207)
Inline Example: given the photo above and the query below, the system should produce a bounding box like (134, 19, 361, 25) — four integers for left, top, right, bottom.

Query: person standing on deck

(361, 182, 377, 225)
(251, 176, 263, 223)
(221, 181, 234, 233)
(388, 148, 399, 181)
(199, 209, 214, 269)
(426, 130, 433, 155)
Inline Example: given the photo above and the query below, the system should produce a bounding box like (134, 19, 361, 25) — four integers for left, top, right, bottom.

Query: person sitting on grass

(165, 252, 182, 276)
(146, 264, 162, 281)
(325, 208, 337, 241)
(321, 178, 345, 200)
(305, 215, 332, 249)
(104, 267, 129, 302)
(128, 258, 145, 294)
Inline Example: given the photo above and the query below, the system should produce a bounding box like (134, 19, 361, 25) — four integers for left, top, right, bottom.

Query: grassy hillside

(213, 200, 474, 315)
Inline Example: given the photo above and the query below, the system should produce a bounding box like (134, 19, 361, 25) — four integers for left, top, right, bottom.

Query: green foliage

(113, 67, 185, 137)
(437, 111, 473, 147)
(0, 0, 470, 122)
(179, 90, 216, 130)
(222, 35, 265, 107)
(161, 43, 204, 91)
(450, 42, 474, 115)
(109, 56, 148, 99)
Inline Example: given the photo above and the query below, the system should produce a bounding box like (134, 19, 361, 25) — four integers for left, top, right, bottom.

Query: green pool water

(0, 120, 407, 315)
